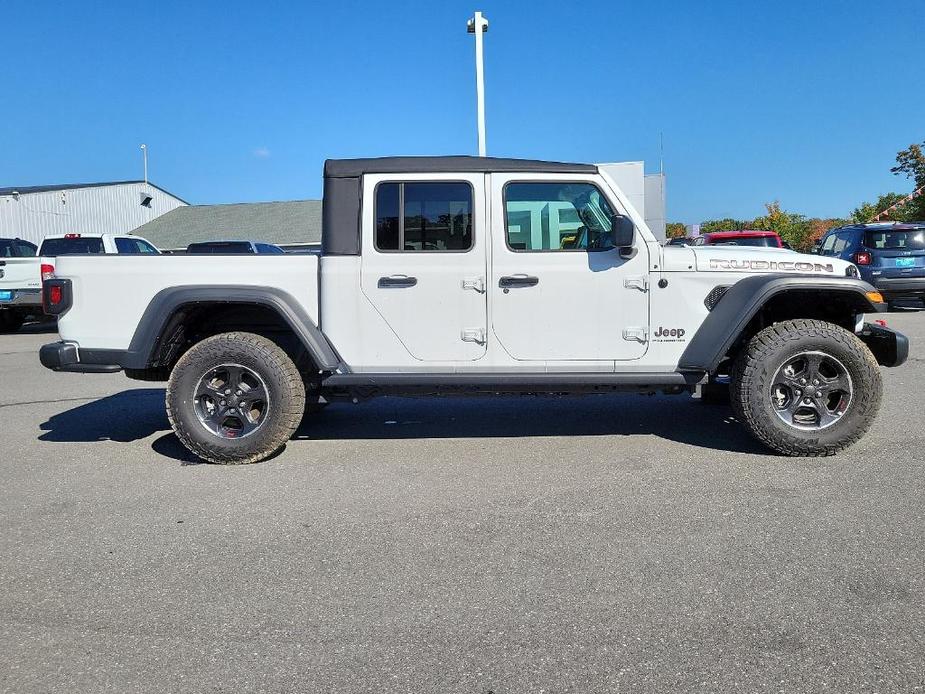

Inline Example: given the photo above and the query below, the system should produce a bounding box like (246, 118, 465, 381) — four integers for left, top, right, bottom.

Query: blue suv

(816, 222, 925, 307)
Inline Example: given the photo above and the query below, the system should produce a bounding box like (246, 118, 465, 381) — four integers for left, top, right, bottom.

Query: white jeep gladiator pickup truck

(39, 156, 908, 463)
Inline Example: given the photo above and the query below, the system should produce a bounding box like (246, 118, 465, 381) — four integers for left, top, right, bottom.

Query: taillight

(41, 263, 55, 280)
(42, 278, 72, 316)
(854, 251, 872, 265)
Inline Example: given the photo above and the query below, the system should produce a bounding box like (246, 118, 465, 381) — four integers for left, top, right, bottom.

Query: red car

(692, 230, 786, 248)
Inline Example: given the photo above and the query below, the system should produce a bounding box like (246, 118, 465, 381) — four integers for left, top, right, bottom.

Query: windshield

(39, 237, 105, 255)
(864, 229, 925, 251)
(709, 236, 778, 248)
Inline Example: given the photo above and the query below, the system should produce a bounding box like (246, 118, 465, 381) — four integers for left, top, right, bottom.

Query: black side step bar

(323, 372, 703, 389)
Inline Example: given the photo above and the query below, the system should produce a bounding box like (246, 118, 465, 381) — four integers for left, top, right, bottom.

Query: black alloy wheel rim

(769, 351, 853, 430)
(193, 363, 270, 439)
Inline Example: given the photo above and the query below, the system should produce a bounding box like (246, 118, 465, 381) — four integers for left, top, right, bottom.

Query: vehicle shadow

(37, 388, 767, 462)
(294, 393, 766, 455)
(19, 320, 59, 335)
(38, 388, 169, 443)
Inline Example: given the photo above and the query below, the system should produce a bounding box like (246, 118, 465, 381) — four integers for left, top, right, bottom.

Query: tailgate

(871, 249, 925, 278)
(0, 258, 41, 291)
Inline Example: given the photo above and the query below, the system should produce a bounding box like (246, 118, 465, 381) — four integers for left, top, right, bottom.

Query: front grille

(704, 286, 729, 311)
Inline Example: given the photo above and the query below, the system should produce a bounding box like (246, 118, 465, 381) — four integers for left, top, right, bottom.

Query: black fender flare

(678, 274, 883, 373)
(120, 285, 341, 371)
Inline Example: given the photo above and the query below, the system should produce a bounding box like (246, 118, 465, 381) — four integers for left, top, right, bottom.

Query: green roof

(130, 199, 321, 249)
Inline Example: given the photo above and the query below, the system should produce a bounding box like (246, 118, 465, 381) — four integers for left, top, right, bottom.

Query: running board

(323, 371, 703, 391)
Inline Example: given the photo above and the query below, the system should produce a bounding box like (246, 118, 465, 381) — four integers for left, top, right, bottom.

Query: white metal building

(0, 181, 187, 246)
(598, 162, 667, 242)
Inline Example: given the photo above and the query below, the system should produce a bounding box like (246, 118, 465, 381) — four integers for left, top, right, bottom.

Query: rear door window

(375, 181, 473, 252)
(819, 234, 837, 256)
(831, 233, 850, 255)
(39, 237, 105, 255)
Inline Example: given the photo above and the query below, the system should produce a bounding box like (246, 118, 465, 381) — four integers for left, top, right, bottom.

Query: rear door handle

(378, 275, 417, 288)
(499, 275, 539, 288)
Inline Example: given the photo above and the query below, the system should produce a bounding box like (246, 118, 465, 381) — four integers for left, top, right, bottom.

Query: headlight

(845, 264, 860, 278)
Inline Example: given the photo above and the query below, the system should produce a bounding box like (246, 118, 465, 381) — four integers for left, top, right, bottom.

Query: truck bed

(54, 254, 321, 350)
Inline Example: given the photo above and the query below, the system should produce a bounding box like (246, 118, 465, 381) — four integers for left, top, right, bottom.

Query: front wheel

(731, 319, 882, 456)
(166, 332, 306, 464)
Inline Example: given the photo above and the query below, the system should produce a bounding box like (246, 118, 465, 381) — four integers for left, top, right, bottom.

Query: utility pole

(467, 11, 489, 157)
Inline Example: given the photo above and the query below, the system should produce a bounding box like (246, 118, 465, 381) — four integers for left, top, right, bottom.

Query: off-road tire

(0, 310, 25, 333)
(166, 332, 305, 464)
(731, 319, 882, 456)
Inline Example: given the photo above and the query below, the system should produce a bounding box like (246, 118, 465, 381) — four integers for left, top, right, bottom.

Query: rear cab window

(39, 237, 105, 255)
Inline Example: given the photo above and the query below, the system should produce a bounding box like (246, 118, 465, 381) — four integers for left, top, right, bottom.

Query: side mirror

(611, 214, 635, 248)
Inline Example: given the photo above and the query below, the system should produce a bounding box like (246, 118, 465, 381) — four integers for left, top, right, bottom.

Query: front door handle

(378, 275, 417, 288)
(499, 275, 539, 288)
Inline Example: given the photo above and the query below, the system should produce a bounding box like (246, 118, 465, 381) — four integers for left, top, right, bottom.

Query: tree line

(666, 141, 925, 251)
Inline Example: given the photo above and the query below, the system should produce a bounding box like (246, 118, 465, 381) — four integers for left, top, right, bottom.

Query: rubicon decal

(709, 259, 834, 272)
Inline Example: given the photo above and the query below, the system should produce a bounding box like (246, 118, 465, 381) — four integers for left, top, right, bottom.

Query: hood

(687, 245, 855, 276)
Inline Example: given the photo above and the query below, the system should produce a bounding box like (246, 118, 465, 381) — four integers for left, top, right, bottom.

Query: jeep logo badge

(653, 326, 686, 341)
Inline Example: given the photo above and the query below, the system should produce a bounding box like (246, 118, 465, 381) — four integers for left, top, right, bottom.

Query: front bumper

(39, 341, 124, 373)
(0, 288, 41, 308)
(858, 323, 909, 367)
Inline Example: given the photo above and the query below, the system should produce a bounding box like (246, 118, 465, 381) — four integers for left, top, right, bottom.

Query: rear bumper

(858, 323, 909, 367)
(39, 341, 125, 373)
(870, 276, 925, 298)
(0, 288, 41, 308)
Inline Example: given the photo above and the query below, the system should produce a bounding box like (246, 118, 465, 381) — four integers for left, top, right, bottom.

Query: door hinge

(624, 276, 649, 292)
(462, 277, 485, 293)
(622, 327, 648, 343)
(461, 328, 486, 344)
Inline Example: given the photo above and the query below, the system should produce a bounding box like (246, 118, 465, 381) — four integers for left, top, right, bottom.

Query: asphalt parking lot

(1, 316, 924, 693)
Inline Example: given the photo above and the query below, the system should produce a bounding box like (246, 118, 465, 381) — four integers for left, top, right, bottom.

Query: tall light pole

(467, 11, 489, 157)
(140, 144, 148, 187)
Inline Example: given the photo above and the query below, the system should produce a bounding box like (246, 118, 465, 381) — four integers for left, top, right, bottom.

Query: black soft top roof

(324, 156, 597, 178)
(321, 156, 599, 256)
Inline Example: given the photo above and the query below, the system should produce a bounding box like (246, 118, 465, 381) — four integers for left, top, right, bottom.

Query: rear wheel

(731, 319, 882, 456)
(166, 332, 305, 464)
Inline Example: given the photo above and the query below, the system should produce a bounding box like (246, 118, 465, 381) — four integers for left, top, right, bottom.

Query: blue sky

(3, 0, 923, 223)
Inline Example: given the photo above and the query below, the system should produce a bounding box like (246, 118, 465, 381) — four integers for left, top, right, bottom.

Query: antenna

(659, 132, 664, 175)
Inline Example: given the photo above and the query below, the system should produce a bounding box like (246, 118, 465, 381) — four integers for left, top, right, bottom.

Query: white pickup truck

(0, 233, 159, 332)
(0, 237, 42, 332)
(39, 156, 908, 463)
